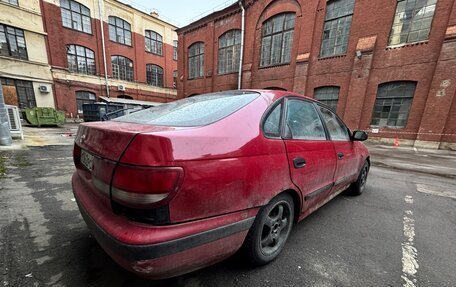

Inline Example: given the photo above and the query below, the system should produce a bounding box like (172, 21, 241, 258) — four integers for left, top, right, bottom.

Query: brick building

(177, 0, 456, 149)
(0, 0, 55, 110)
(40, 0, 178, 117)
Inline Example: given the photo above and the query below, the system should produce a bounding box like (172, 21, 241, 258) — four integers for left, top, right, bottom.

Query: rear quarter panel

(138, 95, 297, 223)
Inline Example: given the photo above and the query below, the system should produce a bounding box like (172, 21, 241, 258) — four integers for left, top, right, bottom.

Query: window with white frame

(67, 45, 95, 75)
(320, 0, 355, 57)
(60, 0, 92, 34)
(173, 40, 178, 60)
(111, 55, 133, 81)
(146, 64, 163, 87)
(108, 16, 132, 45)
(388, 0, 437, 46)
(188, 42, 204, 79)
(218, 30, 241, 74)
(260, 13, 296, 67)
(145, 30, 163, 55)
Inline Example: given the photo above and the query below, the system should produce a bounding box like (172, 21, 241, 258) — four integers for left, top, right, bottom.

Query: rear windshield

(113, 91, 260, 127)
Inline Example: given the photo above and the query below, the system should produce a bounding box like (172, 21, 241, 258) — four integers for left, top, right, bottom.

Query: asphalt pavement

(0, 138, 455, 286)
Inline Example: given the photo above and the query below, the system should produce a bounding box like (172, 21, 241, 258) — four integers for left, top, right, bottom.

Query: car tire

(242, 193, 294, 266)
(346, 160, 370, 196)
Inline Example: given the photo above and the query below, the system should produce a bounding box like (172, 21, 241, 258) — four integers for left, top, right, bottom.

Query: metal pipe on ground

(0, 82, 12, 146)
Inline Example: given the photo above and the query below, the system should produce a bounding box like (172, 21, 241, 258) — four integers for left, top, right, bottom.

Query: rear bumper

(72, 172, 256, 279)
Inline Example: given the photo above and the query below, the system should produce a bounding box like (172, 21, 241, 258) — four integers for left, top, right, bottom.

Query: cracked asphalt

(0, 143, 455, 287)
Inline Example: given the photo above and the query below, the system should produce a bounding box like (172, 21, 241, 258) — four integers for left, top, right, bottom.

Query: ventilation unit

(39, 85, 50, 93)
(6, 105, 23, 139)
(117, 85, 126, 91)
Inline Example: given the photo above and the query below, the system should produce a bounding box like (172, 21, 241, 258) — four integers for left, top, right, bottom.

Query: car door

(282, 98, 337, 212)
(317, 105, 359, 193)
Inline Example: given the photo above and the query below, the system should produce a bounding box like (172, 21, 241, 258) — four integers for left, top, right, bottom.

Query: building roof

(176, 1, 241, 33)
(99, 96, 164, 107)
(112, 0, 178, 29)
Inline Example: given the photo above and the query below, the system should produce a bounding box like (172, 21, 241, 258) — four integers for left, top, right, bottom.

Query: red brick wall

(177, 0, 456, 145)
(41, 1, 177, 116)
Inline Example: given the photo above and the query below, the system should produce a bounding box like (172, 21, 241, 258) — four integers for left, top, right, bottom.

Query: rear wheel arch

(280, 189, 301, 223)
(242, 191, 296, 265)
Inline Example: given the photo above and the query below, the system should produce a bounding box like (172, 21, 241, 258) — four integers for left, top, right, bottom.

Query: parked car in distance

(72, 90, 370, 279)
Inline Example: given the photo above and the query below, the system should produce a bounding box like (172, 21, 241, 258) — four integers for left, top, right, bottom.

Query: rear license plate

(81, 149, 94, 172)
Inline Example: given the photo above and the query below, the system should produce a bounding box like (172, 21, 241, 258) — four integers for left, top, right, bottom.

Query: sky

(119, 0, 237, 27)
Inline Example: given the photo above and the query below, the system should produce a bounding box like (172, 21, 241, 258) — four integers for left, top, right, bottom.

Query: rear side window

(263, 102, 282, 138)
(114, 92, 260, 127)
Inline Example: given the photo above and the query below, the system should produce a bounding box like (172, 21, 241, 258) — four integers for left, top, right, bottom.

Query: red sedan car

(72, 90, 370, 279)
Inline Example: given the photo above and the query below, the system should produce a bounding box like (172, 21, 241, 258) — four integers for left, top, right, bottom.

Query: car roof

(237, 89, 315, 103)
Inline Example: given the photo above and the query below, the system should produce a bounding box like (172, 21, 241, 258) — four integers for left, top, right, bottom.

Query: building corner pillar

(343, 35, 377, 130)
(415, 26, 456, 149)
(292, 53, 310, 95)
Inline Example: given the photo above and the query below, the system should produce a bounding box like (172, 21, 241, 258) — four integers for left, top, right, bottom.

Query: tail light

(73, 144, 81, 167)
(111, 164, 184, 209)
(74, 145, 182, 224)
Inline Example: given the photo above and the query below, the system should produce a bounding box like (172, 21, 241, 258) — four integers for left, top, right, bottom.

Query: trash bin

(24, 107, 66, 127)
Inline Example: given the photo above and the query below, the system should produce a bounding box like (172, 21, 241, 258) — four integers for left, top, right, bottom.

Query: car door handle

(338, 152, 344, 160)
(293, 157, 306, 169)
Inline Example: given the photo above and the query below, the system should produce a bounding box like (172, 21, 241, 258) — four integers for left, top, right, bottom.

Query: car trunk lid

(73, 121, 187, 225)
(75, 121, 178, 161)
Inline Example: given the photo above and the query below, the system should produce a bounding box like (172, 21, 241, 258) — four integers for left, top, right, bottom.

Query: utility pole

(0, 82, 12, 146)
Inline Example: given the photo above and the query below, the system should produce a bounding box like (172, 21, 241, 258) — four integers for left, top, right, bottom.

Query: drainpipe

(98, 0, 110, 97)
(237, 0, 245, 90)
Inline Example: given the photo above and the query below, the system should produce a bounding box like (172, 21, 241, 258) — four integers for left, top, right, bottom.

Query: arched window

(67, 45, 95, 75)
(371, 81, 417, 128)
(173, 40, 178, 60)
(111, 56, 133, 81)
(188, 42, 204, 79)
(218, 30, 241, 74)
(118, 95, 133, 99)
(389, 0, 436, 46)
(146, 64, 164, 87)
(264, 87, 287, 91)
(260, 13, 295, 67)
(145, 30, 163, 55)
(60, 0, 92, 33)
(314, 86, 340, 112)
(108, 16, 131, 45)
(75, 91, 96, 114)
(320, 0, 355, 57)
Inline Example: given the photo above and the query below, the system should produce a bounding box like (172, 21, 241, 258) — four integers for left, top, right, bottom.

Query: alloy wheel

(260, 201, 292, 256)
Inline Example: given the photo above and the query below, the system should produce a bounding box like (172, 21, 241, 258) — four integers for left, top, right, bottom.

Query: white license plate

(80, 149, 94, 171)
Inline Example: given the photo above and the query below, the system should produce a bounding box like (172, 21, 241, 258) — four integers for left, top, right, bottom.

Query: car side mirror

(352, 130, 368, 141)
